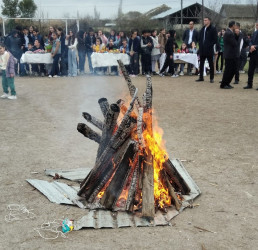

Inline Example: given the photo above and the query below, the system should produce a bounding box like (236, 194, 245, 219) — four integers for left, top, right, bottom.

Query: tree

(1, 0, 20, 17)
(94, 5, 100, 21)
(18, 0, 37, 18)
(118, 0, 123, 18)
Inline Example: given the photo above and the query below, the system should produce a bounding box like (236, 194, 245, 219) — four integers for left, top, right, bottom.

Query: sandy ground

(0, 72, 258, 250)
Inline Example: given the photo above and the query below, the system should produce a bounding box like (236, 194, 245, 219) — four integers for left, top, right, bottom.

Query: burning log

(141, 76, 155, 218)
(77, 61, 194, 217)
(82, 112, 103, 131)
(100, 143, 136, 209)
(163, 159, 190, 195)
(160, 169, 182, 211)
(77, 123, 101, 144)
(98, 98, 110, 118)
(78, 90, 138, 202)
(96, 103, 120, 158)
(117, 60, 141, 110)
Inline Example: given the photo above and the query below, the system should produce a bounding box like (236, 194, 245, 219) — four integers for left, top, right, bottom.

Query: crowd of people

(0, 16, 258, 99)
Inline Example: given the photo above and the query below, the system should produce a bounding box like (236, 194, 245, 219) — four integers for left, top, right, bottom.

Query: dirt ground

(0, 72, 258, 250)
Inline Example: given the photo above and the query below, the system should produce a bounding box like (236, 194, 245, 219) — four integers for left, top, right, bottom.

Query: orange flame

(142, 110, 171, 208)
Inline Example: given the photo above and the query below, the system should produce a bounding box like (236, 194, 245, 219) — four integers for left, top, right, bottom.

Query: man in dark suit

(183, 21, 198, 75)
(196, 17, 217, 83)
(243, 21, 258, 90)
(220, 21, 238, 89)
(183, 21, 199, 47)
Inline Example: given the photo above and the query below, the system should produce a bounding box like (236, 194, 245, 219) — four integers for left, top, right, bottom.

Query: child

(176, 43, 189, 76)
(93, 37, 106, 75)
(0, 43, 17, 100)
(189, 42, 198, 75)
(49, 32, 61, 78)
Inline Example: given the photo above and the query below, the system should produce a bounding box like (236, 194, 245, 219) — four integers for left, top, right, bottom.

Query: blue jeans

(50, 54, 61, 76)
(68, 49, 78, 76)
(78, 50, 86, 73)
(86, 51, 93, 72)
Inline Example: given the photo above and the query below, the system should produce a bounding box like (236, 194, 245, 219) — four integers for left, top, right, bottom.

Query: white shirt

(188, 29, 194, 45)
(0, 51, 10, 70)
(24, 35, 29, 48)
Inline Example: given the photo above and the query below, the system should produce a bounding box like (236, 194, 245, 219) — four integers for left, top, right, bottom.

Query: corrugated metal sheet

(45, 168, 91, 182)
(28, 159, 201, 229)
(27, 179, 85, 208)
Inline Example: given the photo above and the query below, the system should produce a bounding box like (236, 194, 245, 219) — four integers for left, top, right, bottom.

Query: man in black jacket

(220, 21, 238, 89)
(140, 30, 153, 76)
(196, 17, 217, 83)
(243, 21, 258, 90)
(85, 28, 96, 74)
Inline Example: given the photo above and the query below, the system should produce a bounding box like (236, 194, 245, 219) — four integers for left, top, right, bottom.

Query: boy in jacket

(0, 43, 17, 100)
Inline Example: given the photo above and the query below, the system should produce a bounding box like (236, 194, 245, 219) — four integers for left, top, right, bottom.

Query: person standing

(150, 29, 161, 75)
(49, 32, 61, 78)
(183, 21, 199, 48)
(4, 30, 23, 76)
(243, 21, 258, 90)
(159, 30, 178, 78)
(234, 26, 243, 84)
(85, 28, 96, 74)
(216, 29, 225, 73)
(158, 28, 167, 70)
(0, 43, 17, 100)
(76, 30, 86, 75)
(140, 30, 153, 77)
(220, 21, 238, 89)
(67, 30, 78, 77)
(183, 21, 199, 75)
(128, 30, 140, 76)
(57, 27, 68, 76)
(196, 17, 217, 83)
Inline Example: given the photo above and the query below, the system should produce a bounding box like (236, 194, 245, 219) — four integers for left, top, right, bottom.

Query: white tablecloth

(20, 53, 53, 64)
(91, 53, 130, 68)
(173, 53, 199, 68)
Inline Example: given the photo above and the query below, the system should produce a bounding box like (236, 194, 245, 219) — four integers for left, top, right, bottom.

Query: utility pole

(202, 0, 204, 25)
(181, 0, 183, 29)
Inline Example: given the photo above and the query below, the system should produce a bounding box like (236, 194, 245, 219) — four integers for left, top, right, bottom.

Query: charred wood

(100, 143, 136, 209)
(82, 112, 103, 131)
(163, 159, 190, 195)
(160, 169, 182, 211)
(77, 123, 101, 144)
(117, 60, 141, 110)
(98, 98, 110, 118)
(97, 103, 120, 158)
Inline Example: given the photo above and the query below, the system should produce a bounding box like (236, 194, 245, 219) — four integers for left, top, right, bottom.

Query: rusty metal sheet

(27, 179, 84, 208)
(45, 168, 91, 182)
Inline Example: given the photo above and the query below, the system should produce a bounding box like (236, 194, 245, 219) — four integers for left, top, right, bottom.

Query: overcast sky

(0, 0, 251, 19)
